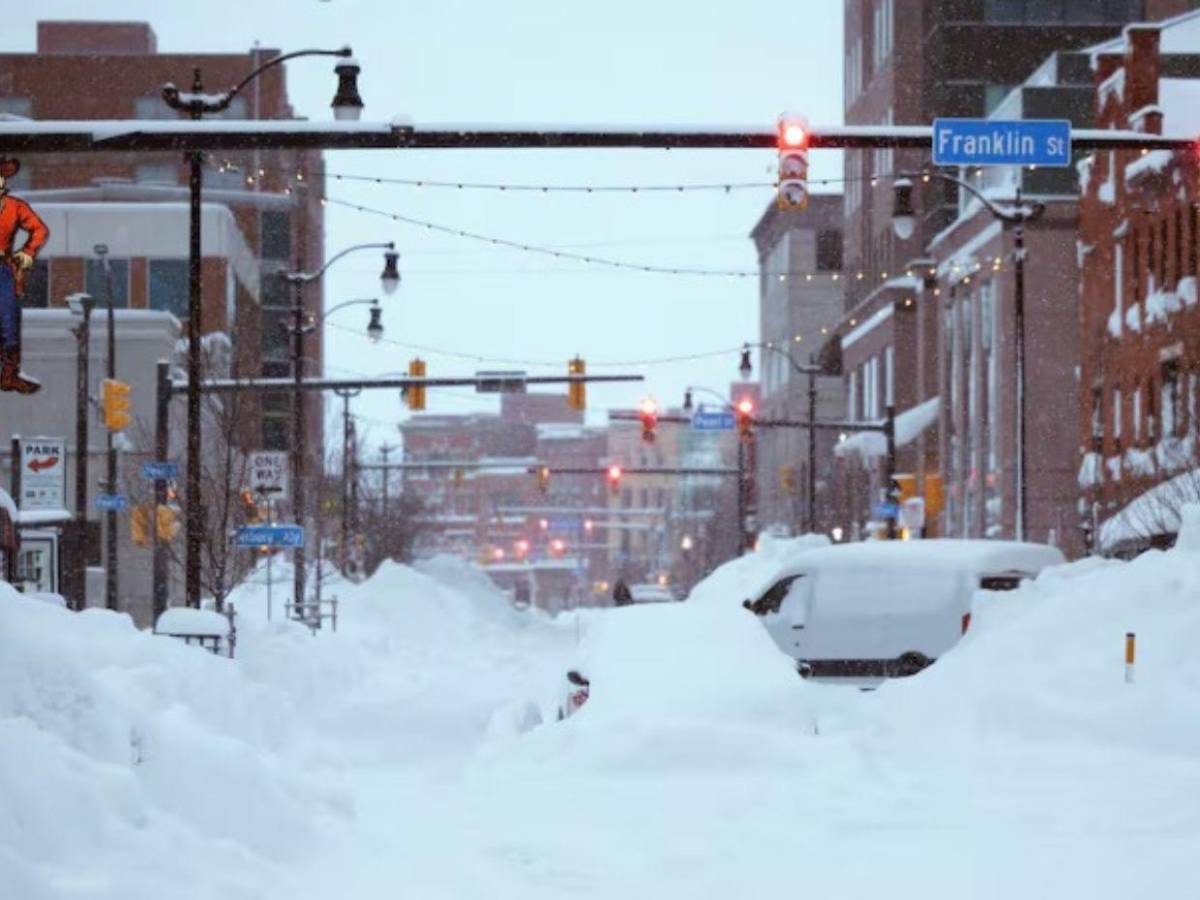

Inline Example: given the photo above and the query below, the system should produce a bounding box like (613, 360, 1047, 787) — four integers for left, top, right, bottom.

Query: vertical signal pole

(153, 360, 171, 620)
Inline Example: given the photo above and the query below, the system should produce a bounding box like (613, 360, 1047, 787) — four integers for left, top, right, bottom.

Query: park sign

(18, 436, 66, 510)
(932, 118, 1071, 168)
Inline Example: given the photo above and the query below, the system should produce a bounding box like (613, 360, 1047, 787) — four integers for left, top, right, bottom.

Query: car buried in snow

(742, 539, 1064, 683)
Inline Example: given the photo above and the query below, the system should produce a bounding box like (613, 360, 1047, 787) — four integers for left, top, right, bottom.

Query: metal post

(8, 436, 19, 585)
(349, 419, 359, 539)
(338, 389, 351, 565)
(72, 300, 93, 611)
(184, 69, 205, 609)
(807, 359, 817, 534)
(152, 360, 170, 620)
(885, 403, 898, 540)
(99, 247, 118, 612)
(736, 439, 747, 554)
(291, 279, 307, 611)
(1013, 192, 1028, 543)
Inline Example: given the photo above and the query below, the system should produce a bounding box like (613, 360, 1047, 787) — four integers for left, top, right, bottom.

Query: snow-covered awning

(835, 396, 941, 462)
(1099, 467, 1200, 552)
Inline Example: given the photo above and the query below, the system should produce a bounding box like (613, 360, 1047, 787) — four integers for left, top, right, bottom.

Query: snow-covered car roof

(769, 539, 1065, 583)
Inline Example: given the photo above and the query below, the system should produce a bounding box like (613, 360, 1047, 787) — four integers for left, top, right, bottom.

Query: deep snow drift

(4, 525, 1200, 899)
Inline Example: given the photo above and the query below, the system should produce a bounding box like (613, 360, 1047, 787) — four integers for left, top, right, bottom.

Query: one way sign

(248, 451, 289, 496)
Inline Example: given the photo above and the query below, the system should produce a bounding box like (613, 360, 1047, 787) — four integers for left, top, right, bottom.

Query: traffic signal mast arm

(167, 372, 641, 395)
(1, 121, 1193, 153)
(609, 410, 890, 432)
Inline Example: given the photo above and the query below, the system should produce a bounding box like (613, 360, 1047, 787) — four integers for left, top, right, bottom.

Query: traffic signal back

(406, 358, 426, 410)
(567, 357, 586, 412)
(101, 378, 132, 431)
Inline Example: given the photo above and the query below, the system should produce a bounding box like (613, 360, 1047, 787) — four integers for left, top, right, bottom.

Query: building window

(1112, 387, 1122, 442)
(147, 259, 188, 317)
(1113, 242, 1123, 335)
(1176, 206, 1187, 286)
(20, 259, 48, 309)
(847, 369, 858, 419)
(134, 96, 178, 120)
(884, 344, 895, 407)
(260, 210, 292, 262)
(85, 258, 130, 308)
(817, 230, 843, 271)
(135, 162, 178, 185)
(1132, 384, 1142, 442)
(1161, 361, 1182, 438)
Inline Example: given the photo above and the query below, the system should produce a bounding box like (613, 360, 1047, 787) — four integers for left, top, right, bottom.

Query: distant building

(749, 193, 846, 535)
(1076, 13, 1200, 554)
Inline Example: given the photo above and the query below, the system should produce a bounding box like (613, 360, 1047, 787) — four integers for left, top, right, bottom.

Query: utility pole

(1013, 188, 1029, 543)
(334, 387, 356, 567)
(807, 355, 817, 534)
(885, 404, 898, 540)
(96, 244, 119, 612)
(70, 293, 95, 612)
(153, 360, 170, 620)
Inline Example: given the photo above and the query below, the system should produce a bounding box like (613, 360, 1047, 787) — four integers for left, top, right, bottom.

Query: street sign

(96, 493, 129, 512)
(932, 118, 1071, 168)
(18, 437, 66, 510)
(900, 497, 926, 532)
(235, 524, 304, 548)
(142, 461, 180, 481)
(248, 451, 289, 496)
(872, 501, 900, 520)
(691, 410, 735, 431)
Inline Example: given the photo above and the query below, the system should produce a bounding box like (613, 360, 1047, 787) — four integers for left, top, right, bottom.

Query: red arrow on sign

(28, 456, 59, 473)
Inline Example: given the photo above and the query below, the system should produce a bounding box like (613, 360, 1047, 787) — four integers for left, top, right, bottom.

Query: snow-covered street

(4, 521, 1200, 899)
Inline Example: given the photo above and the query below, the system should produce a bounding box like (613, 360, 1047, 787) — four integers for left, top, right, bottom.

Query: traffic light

(776, 113, 809, 211)
(514, 538, 530, 559)
(405, 357, 426, 411)
(240, 489, 259, 523)
(606, 464, 622, 496)
(156, 504, 180, 541)
(536, 465, 551, 493)
(567, 356, 586, 412)
(735, 397, 755, 439)
(100, 378, 132, 431)
(131, 505, 151, 547)
(549, 537, 566, 558)
(639, 398, 658, 444)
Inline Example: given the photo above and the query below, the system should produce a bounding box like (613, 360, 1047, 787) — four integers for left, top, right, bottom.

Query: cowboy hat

(0, 157, 20, 178)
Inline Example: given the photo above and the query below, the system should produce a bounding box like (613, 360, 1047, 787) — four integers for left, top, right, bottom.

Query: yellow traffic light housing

(776, 114, 810, 211)
(131, 505, 151, 547)
(567, 357, 586, 411)
(156, 504, 180, 541)
(406, 357, 426, 410)
(101, 378, 132, 431)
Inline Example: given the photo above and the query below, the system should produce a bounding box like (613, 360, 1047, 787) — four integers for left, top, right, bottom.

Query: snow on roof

(155, 607, 231, 637)
(835, 396, 941, 462)
(1158, 78, 1200, 137)
(1086, 9, 1200, 57)
(0, 487, 15, 521)
(1099, 467, 1200, 551)
(776, 538, 1064, 581)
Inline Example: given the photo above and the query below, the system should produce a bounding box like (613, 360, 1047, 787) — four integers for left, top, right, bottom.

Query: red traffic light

(550, 538, 566, 557)
(514, 539, 530, 558)
(639, 397, 658, 443)
(777, 115, 808, 149)
(606, 464, 622, 494)
(736, 397, 754, 416)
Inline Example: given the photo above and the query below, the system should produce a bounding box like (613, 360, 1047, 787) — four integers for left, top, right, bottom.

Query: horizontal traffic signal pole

(168, 372, 641, 396)
(1, 120, 1194, 153)
(610, 411, 888, 432)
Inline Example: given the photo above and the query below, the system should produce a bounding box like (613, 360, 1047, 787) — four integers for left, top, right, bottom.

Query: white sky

(8, 0, 845, 452)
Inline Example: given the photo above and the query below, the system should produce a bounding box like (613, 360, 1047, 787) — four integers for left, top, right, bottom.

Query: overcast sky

(8, 1, 844, 452)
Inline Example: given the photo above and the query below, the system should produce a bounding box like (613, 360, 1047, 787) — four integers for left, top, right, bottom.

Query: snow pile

(874, 514, 1200, 754)
(0, 583, 346, 899)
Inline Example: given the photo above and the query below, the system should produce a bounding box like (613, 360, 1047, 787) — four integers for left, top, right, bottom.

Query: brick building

(749, 193, 847, 535)
(1076, 14, 1200, 553)
(0, 20, 328, 452)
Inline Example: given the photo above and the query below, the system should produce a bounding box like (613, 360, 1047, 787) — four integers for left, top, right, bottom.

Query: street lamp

(380, 251, 401, 295)
(890, 171, 1045, 541)
(738, 342, 827, 535)
(278, 244, 396, 613)
(161, 45, 358, 609)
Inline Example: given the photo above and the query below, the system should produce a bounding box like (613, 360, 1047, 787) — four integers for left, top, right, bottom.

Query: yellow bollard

(1125, 632, 1136, 684)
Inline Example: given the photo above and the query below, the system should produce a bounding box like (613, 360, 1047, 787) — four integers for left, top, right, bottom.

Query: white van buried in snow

(742, 539, 1064, 681)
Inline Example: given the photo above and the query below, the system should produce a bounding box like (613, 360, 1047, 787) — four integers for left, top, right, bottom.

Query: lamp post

(161, 45, 362, 609)
(738, 342, 826, 534)
(93, 244, 121, 611)
(278, 253, 397, 611)
(891, 172, 1044, 541)
(67, 292, 95, 612)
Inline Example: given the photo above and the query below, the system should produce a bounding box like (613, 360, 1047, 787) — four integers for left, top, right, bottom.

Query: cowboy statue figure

(0, 155, 49, 394)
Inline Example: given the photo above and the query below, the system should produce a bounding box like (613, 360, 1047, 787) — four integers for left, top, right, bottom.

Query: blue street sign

(932, 118, 1071, 168)
(691, 410, 736, 431)
(95, 493, 129, 511)
(548, 515, 579, 532)
(235, 524, 305, 548)
(872, 502, 900, 519)
(142, 461, 180, 481)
